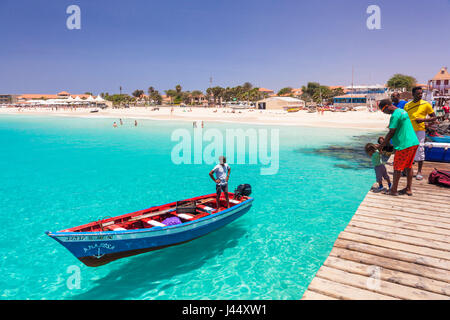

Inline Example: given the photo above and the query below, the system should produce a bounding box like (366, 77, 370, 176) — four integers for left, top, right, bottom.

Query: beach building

(0, 94, 19, 105)
(15, 91, 112, 108)
(333, 84, 388, 109)
(258, 88, 274, 95)
(256, 96, 305, 110)
(332, 95, 368, 108)
(428, 67, 450, 111)
(429, 67, 450, 96)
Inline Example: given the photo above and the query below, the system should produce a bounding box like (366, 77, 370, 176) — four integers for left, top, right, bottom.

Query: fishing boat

(46, 186, 253, 267)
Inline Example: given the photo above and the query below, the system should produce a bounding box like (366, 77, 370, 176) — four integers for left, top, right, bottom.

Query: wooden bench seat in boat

(141, 218, 166, 227)
(197, 204, 215, 213)
(176, 213, 194, 220)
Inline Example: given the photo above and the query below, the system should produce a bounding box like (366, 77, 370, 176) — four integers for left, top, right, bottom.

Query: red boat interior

(61, 193, 249, 233)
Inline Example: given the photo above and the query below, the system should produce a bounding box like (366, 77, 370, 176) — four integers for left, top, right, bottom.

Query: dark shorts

(216, 183, 228, 196)
(374, 164, 389, 184)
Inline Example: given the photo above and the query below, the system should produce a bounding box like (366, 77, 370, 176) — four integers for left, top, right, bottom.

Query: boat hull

(47, 198, 253, 267)
(429, 136, 450, 143)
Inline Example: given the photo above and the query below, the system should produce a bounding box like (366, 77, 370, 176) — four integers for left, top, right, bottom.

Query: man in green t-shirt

(378, 99, 419, 196)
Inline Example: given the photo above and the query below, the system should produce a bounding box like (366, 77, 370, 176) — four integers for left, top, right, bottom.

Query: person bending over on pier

(378, 99, 419, 196)
(365, 143, 391, 192)
(377, 136, 394, 163)
(209, 156, 231, 210)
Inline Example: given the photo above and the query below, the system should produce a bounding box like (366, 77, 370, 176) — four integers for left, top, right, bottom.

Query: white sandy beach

(0, 106, 390, 130)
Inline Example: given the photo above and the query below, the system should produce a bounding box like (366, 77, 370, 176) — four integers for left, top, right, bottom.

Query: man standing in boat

(209, 156, 231, 210)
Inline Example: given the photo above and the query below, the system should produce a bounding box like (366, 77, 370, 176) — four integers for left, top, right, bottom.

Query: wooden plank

(324, 256, 450, 297)
(363, 195, 450, 212)
(316, 265, 449, 300)
(361, 198, 450, 217)
(379, 187, 450, 197)
(129, 208, 175, 222)
(348, 218, 450, 243)
(365, 193, 450, 208)
(360, 200, 450, 218)
(385, 187, 450, 197)
(344, 225, 450, 252)
(334, 238, 450, 271)
(359, 201, 450, 221)
(306, 276, 397, 300)
(352, 214, 450, 237)
(330, 247, 450, 283)
(356, 209, 450, 231)
(301, 290, 337, 300)
(339, 231, 450, 261)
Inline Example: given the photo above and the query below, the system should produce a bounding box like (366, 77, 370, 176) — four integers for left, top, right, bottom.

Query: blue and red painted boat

(46, 188, 253, 267)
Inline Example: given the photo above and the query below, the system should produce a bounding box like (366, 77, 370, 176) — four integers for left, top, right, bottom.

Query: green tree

(242, 82, 253, 92)
(132, 90, 144, 98)
(277, 87, 293, 96)
(206, 86, 225, 106)
(164, 89, 177, 104)
(387, 74, 417, 91)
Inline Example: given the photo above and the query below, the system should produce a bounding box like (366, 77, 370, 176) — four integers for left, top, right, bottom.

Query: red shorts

(393, 145, 419, 171)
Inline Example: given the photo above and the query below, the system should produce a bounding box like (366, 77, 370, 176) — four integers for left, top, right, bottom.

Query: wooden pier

(302, 161, 450, 300)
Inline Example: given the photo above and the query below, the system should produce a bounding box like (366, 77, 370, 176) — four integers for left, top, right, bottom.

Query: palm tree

(132, 90, 144, 98)
(164, 89, 177, 104)
(191, 90, 203, 105)
(242, 82, 253, 91)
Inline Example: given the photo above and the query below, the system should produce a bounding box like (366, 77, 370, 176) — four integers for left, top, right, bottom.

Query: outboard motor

(234, 184, 252, 200)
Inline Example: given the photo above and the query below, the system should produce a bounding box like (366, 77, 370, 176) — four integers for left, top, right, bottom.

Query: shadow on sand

(71, 223, 248, 299)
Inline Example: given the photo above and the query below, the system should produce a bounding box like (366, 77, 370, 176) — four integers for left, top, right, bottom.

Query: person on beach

(378, 99, 419, 196)
(134, 120, 138, 127)
(404, 87, 437, 180)
(113, 122, 117, 128)
(391, 92, 407, 109)
(365, 143, 392, 192)
(209, 156, 231, 210)
(120, 118, 123, 126)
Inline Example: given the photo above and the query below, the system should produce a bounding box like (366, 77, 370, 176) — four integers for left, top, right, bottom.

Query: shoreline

(0, 107, 390, 131)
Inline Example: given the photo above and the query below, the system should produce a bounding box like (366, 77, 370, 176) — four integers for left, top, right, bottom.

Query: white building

(256, 97, 305, 110)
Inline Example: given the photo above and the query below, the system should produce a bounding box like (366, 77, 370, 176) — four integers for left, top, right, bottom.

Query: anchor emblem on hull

(94, 248, 105, 259)
(83, 243, 115, 259)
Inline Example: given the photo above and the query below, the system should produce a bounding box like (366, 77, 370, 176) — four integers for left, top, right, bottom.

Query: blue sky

(1, 0, 449, 94)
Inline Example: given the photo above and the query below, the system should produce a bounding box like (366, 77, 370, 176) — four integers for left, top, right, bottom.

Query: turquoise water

(0, 115, 375, 300)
